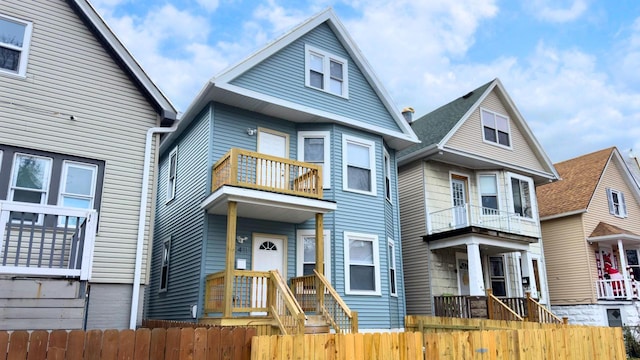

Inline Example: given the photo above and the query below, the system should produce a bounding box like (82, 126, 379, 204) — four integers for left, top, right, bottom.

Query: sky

(91, 0, 640, 163)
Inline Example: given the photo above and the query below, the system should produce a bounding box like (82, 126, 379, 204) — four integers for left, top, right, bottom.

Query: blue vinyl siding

(385, 147, 405, 328)
(230, 23, 402, 133)
(146, 109, 210, 321)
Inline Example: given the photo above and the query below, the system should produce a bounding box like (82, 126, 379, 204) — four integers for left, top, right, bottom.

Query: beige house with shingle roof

(537, 147, 640, 326)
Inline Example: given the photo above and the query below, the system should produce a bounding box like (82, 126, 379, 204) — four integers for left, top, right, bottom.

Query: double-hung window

(383, 148, 392, 202)
(388, 238, 397, 296)
(298, 131, 330, 189)
(343, 135, 376, 195)
(0, 14, 33, 77)
(489, 256, 507, 296)
(479, 174, 498, 213)
(481, 109, 510, 147)
(159, 236, 171, 292)
(58, 161, 98, 226)
(166, 147, 178, 202)
(607, 188, 627, 218)
(305, 44, 348, 98)
(9, 154, 52, 222)
(296, 229, 331, 282)
(509, 174, 534, 219)
(344, 232, 380, 295)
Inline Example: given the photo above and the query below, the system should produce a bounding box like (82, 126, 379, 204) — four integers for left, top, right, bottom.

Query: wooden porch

(433, 289, 568, 324)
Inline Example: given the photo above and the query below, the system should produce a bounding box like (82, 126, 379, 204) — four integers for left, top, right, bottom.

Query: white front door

(451, 178, 468, 227)
(252, 234, 285, 314)
(257, 129, 288, 188)
(456, 253, 470, 296)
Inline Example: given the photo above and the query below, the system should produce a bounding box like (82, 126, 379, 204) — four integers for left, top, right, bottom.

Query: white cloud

(526, 0, 589, 23)
(196, 0, 220, 12)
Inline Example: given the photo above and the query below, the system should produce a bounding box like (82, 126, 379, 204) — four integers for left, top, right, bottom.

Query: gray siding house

(145, 9, 419, 333)
(0, 0, 176, 330)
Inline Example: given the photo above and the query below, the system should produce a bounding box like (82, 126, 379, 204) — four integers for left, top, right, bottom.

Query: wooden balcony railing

(526, 292, 568, 324)
(0, 201, 98, 280)
(212, 148, 322, 199)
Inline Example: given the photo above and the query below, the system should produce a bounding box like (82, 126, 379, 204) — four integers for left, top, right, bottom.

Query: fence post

(525, 292, 535, 322)
(486, 289, 494, 319)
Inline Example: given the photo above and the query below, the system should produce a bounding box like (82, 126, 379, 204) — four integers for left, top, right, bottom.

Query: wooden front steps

(304, 314, 330, 334)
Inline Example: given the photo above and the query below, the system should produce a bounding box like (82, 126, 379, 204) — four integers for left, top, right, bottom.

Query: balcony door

(451, 175, 468, 228)
(257, 128, 289, 189)
(251, 234, 286, 315)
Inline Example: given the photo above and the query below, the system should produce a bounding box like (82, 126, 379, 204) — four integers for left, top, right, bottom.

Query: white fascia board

(71, 0, 177, 119)
(539, 209, 587, 222)
(200, 186, 337, 213)
(397, 144, 440, 166)
(588, 234, 640, 243)
(439, 80, 496, 146)
(428, 235, 531, 251)
(612, 149, 640, 205)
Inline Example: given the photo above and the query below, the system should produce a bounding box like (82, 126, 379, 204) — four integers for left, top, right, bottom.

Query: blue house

(145, 8, 419, 334)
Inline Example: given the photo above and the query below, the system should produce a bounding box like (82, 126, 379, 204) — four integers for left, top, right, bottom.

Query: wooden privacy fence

(406, 315, 568, 332)
(251, 326, 626, 359)
(1, 326, 255, 360)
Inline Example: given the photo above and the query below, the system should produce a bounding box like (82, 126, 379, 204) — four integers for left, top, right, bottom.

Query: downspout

(130, 124, 178, 330)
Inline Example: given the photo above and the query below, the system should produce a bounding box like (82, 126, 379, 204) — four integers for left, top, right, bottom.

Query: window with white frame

(388, 238, 397, 296)
(489, 256, 506, 296)
(383, 148, 392, 202)
(58, 161, 98, 226)
(509, 174, 534, 219)
(481, 109, 510, 147)
(159, 237, 171, 292)
(298, 131, 330, 189)
(479, 174, 498, 212)
(344, 232, 380, 295)
(0, 14, 33, 76)
(296, 229, 331, 282)
(305, 44, 348, 98)
(167, 147, 178, 202)
(343, 135, 376, 195)
(607, 188, 627, 218)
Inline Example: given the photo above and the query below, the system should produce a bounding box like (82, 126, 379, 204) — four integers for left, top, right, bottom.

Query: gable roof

(589, 222, 640, 238)
(68, 0, 177, 123)
(397, 78, 558, 182)
(163, 8, 419, 153)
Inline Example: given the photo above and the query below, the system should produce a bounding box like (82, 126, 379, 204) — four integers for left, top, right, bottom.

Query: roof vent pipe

(402, 107, 415, 124)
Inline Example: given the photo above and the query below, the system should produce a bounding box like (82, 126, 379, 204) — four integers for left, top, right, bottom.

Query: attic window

(305, 44, 348, 98)
(481, 109, 511, 148)
(0, 14, 33, 77)
(607, 188, 627, 218)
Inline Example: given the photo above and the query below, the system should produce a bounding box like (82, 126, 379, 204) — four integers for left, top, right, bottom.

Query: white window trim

(486, 254, 509, 297)
(0, 150, 3, 173)
(57, 161, 98, 226)
(476, 172, 501, 212)
(342, 134, 377, 196)
(480, 107, 512, 150)
(344, 231, 381, 296)
(296, 229, 331, 283)
(506, 172, 537, 221)
(388, 238, 397, 297)
(166, 147, 178, 203)
(0, 13, 33, 78)
(297, 131, 331, 189)
(607, 188, 627, 218)
(159, 236, 171, 292)
(383, 148, 392, 203)
(304, 44, 349, 99)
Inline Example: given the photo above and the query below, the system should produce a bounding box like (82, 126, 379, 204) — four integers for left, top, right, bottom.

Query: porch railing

(526, 292, 567, 324)
(0, 201, 97, 280)
(211, 148, 322, 199)
(269, 270, 306, 335)
(595, 278, 633, 300)
(433, 296, 473, 318)
(486, 289, 524, 322)
(428, 204, 540, 238)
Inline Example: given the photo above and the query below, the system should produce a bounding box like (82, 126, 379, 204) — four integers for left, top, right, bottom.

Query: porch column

(223, 201, 237, 317)
(467, 242, 485, 296)
(520, 251, 538, 298)
(315, 213, 325, 310)
(617, 240, 632, 300)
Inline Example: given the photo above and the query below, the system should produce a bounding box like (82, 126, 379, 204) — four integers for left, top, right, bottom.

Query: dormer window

(0, 14, 33, 77)
(305, 44, 348, 98)
(481, 109, 510, 148)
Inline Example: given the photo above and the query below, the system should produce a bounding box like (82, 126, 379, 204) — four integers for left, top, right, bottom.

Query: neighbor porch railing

(486, 289, 524, 322)
(428, 204, 540, 238)
(0, 201, 97, 280)
(526, 292, 567, 324)
(595, 278, 634, 300)
(211, 148, 322, 199)
(204, 269, 306, 335)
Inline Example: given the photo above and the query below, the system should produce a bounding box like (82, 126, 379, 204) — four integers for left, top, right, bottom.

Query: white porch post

(617, 240, 632, 300)
(467, 242, 485, 296)
(520, 251, 537, 298)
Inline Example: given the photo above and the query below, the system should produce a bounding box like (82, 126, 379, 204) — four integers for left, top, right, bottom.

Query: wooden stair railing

(314, 270, 358, 333)
(486, 289, 524, 322)
(525, 292, 568, 324)
(268, 270, 306, 335)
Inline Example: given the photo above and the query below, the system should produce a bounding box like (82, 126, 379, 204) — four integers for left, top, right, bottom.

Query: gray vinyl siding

(398, 161, 431, 315)
(0, 0, 160, 284)
(230, 23, 401, 133)
(146, 110, 210, 321)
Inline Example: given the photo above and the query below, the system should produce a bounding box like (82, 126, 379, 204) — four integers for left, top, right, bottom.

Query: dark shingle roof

(398, 80, 494, 159)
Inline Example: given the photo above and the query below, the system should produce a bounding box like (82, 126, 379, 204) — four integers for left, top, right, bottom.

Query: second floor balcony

(428, 204, 540, 239)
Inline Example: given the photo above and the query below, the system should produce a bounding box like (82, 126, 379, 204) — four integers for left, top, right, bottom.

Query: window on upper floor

(0, 145, 104, 225)
(343, 135, 376, 196)
(344, 231, 380, 295)
(298, 131, 330, 189)
(509, 174, 534, 219)
(388, 238, 397, 296)
(479, 174, 498, 213)
(481, 109, 511, 148)
(305, 44, 348, 98)
(166, 147, 178, 202)
(607, 188, 627, 218)
(159, 236, 171, 292)
(0, 14, 33, 77)
(383, 148, 392, 202)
